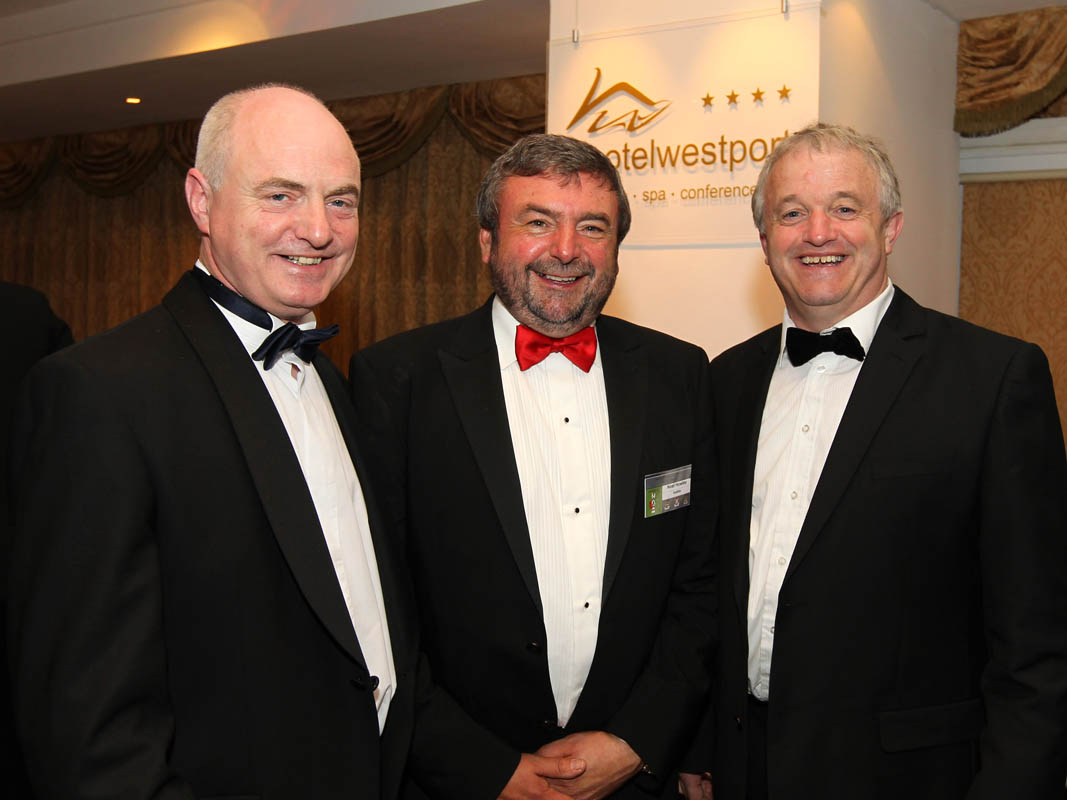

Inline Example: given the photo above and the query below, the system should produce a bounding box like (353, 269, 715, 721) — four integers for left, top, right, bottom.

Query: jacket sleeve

(7, 357, 195, 799)
(969, 342, 1067, 798)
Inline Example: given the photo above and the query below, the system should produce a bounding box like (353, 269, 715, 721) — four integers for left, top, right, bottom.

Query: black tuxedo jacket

(7, 271, 421, 799)
(352, 299, 716, 799)
(707, 288, 1067, 799)
(1, 282, 73, 799)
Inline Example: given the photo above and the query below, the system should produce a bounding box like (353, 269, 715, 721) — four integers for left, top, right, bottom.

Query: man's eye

(269, 193, 289, 203)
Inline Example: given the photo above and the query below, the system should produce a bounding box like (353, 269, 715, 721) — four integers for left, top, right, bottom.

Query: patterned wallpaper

(960, 179, 1067, 440)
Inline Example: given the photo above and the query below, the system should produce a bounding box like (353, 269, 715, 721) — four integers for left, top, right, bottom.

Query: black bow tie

(785, 326, 865, 366)
(191, 267, 338, 370)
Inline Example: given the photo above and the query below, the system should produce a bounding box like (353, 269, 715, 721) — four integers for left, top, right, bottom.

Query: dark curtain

(0, 74, 545, 367)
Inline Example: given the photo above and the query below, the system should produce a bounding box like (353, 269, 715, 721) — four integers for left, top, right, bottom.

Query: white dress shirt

(200, 263, 397, 732)
(747, 280, 895, 701)
(492, 297, 611, 727)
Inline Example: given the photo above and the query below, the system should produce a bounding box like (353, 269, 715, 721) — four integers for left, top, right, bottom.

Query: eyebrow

(252, 179, 361, 202)
(523, 203, 612, 226)
(329, 183, 361, 202)
(254, 178, 305, 194)
(777, 190, 863, 207)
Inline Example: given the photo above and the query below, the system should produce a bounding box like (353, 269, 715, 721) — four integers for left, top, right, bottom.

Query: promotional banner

(548, 5, 819, 245)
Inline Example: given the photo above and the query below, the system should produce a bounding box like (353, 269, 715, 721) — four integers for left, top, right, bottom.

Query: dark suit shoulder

(886, 287, 1047, 370)
(596, 314, 708, 363)
(710, 324, 779, 372)
(32, 304, 177, 377)
(353, 308, 479, 374)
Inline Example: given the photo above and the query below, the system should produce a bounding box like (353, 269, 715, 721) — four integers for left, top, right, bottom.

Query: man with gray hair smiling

(681, 122, 1067, 799)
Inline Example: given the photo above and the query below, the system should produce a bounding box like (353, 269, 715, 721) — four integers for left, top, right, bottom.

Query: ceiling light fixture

(125, 97, 142, 104)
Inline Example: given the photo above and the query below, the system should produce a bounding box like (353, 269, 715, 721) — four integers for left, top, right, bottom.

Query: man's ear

(760, 233, 771, 266)
(185, 168, 212, 235)
(478, 228, 493, 265)
(883, 211, 904, 255)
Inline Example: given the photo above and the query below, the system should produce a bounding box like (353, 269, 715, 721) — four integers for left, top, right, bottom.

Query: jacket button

(735, 716, 743, 730)
(526, 641, 542, 653)
(351, 674, 379, 691)
(540, 719, 560, 730)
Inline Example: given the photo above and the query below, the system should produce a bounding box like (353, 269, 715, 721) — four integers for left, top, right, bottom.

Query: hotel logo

(566, 68, 671, 134)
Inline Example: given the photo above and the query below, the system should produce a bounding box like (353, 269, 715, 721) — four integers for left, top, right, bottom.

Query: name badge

(644, 464, 692, 518)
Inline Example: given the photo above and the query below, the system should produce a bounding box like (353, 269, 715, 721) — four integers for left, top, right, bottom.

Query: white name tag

(643, 464, 692, 518)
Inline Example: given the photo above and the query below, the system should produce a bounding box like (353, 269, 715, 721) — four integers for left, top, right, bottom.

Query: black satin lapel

(785, 295, 926, 580)
(318, 357, 413, 669)
(726, 333, 778, 622)
(600, 323, 647, 603)
(439, 337, 543, 616)
(162, 273, 366, 668)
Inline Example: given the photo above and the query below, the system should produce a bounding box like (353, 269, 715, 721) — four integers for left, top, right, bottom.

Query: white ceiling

(0, 0, 1063, 143)
(0, 0, 549, 142)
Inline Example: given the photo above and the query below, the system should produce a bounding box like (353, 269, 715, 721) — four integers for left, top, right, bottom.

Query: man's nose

(549, 226, 578, 264)
(296, 200, 332, 248)
(805, 209, 833, 245)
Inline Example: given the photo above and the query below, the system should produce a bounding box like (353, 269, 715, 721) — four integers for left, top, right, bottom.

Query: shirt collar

(777, 278, 895, 366)
(490, 295, 600, 371)
(195, 260, 317, 360)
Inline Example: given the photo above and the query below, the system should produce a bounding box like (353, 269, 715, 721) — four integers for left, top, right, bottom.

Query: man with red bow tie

(352, 134, 715, 799)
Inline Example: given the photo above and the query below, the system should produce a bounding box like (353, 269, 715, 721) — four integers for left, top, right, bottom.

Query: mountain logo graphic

(566, 68, 671, 134)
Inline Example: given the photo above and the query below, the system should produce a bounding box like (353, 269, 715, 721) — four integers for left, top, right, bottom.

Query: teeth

(285, 256, 322, 266)
(800, 255, 845, 265)
(542, 274, 578, 284)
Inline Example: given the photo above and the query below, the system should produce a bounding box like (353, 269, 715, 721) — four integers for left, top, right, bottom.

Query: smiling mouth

(284, 256, 323, 266)
(800, 255, 845, 265)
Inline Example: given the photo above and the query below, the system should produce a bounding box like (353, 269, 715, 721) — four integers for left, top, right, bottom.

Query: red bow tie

(515, 324, 597, 372)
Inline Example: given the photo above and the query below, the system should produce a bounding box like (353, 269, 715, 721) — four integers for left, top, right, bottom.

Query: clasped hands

(497, 730, 643, 800)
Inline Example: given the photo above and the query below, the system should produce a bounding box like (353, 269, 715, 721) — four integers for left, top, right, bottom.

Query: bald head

(195, 84, 356, 190)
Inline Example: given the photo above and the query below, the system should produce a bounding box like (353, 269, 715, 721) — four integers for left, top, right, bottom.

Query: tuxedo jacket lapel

(439, 303, 543, 615)
(162, 272, 367, 669)
(785, 290, 928, 580)
(598, 317, 648, 603)
(727, 329, 779, 621)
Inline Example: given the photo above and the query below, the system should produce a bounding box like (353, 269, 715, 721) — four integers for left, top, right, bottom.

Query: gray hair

(194, 83, 325, 189)
(476, 133, 631, 245)
(751, 122, 902, 236)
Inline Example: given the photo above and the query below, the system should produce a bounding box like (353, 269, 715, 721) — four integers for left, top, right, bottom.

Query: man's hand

(498, 752, 587, 799)
(678, 772, 713, 799)
(535, 731, 642, 800)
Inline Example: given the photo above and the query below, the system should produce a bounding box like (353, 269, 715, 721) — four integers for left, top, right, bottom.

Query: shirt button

(584, 601, 590, 608)
(564, 417, 570, 423)
(790, 490, 798, 500)
(574, 507, 580, 514)
(816, 365, 826, 373)
(770, 626, 775, 634)
(801, 424, 810, 433)
(777, 557, 786, 566)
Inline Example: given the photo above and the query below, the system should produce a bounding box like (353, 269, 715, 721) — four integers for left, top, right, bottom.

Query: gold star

(752, 87, 765, 102)
(726, 90, 739, 105)
(701, 93, 714, 108)
(778, 85, 791, 100)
